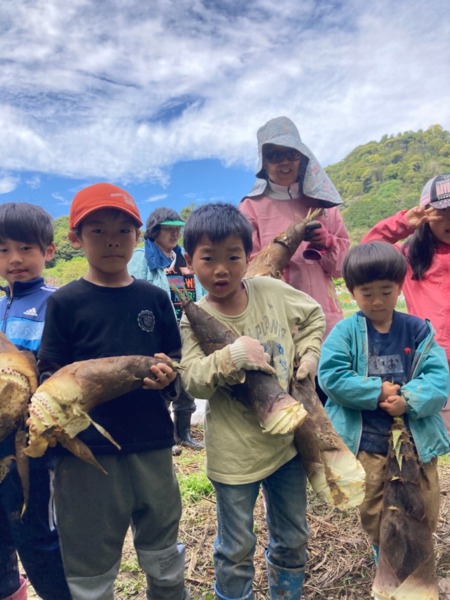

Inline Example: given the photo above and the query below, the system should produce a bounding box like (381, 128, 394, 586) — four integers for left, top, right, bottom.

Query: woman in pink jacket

(240, 116, 350, 340)
(362, 173, 450, 432)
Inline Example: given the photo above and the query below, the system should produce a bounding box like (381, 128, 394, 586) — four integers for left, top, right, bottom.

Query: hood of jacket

(244, 116, 343, 208)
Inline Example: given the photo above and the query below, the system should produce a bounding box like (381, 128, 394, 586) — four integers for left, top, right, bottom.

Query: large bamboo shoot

(0, 331, 37, 511)
(174, 289, 307, 435)
(26, 355, 179, 472)
(0, 332, 38, 446)
(243, 212, 366, 509)
(372, 417, 438, 599)
(290, 377, 365, 509)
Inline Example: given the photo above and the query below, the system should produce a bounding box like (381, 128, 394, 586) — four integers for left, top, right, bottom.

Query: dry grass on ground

(114, 426, 450, 600)
(23, 426, 449, 599)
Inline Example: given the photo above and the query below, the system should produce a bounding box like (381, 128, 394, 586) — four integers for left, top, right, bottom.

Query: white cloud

(51, 192, 70, 206)
(26, 175, 41, 189)
(0, 0, 449, 185)
(0, 174, 19, 194)
(145, 194, 168, 203)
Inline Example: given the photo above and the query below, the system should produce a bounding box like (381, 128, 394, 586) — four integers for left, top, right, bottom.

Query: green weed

(177, 470, 214, 503)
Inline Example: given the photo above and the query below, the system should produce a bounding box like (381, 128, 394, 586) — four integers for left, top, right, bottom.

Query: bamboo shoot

(174, 288, 307, 435)
(372, 417, 438, 599)
(245, 211, 366, 509)
(291, 377, 365, 509)
(245, 209, 322, 278)
(26, 355, 179, 472)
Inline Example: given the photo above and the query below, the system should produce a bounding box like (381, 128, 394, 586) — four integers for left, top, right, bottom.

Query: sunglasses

(263, 149, 302, 164)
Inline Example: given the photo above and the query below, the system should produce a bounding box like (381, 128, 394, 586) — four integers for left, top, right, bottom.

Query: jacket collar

(0, 277, 45, 298)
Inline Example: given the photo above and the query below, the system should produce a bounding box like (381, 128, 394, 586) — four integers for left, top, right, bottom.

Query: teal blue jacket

(318, 311, 450, 464)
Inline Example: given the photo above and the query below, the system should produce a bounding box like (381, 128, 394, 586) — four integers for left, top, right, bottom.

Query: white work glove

(295, 349, 319, 381)
(229, 336, 275, 375)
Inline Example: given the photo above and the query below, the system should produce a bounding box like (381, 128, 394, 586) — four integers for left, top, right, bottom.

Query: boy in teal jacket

(318, 241, 449, 563)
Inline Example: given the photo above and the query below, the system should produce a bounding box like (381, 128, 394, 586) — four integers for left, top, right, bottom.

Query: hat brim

(431, 198, 450, 209)
(160, 220, 185, 226)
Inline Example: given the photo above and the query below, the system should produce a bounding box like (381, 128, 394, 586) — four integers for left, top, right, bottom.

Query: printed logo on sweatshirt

(137, 310, 155, 333)
(23, 307, 38, 317)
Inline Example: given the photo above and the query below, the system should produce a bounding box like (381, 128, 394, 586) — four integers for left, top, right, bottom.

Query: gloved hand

(295, 349, 319, 381)
(303, 222, 331, 249)
(229, 336, 275, 375)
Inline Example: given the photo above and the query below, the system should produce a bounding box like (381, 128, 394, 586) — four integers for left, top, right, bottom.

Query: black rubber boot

(171, 444, 182, 456)
(174, 412, 204, 450)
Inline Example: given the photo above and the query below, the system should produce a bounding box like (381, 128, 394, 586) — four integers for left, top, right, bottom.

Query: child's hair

(343, 241, 407, 292)
(402, 226, 438, 281)
(183, 203, 253, 256)
(0, 202, 53, 252)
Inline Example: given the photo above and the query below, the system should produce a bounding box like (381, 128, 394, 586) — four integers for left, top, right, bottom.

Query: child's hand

(229, 336, 275, 375)
(379, 394, 407, 417)
(295, 349, 319, 381)
(405, 206, 443, 229)
(379, 381, 400, 402)
(143, 353, 177, 390)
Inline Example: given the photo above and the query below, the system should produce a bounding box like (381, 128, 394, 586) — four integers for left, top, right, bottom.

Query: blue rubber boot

(266, 554, 305, 599)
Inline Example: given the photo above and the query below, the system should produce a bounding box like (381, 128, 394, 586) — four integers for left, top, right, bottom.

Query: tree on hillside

(48, 216, 84, 267)
(325, 125, 450, 240)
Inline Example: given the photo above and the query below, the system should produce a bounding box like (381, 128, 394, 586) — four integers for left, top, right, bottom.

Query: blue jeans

(0, 464, 71, 600)
(211, 456, 309, 600)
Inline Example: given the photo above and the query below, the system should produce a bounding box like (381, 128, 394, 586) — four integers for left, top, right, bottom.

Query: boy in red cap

(38, 183, 190, 599)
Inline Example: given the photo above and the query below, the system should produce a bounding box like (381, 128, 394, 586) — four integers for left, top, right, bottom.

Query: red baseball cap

(69, 183, 143, 228)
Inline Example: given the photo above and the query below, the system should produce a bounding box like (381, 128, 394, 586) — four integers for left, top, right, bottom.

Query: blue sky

(1, 0, 449, 222)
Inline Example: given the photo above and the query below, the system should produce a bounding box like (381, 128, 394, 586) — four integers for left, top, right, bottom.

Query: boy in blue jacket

(0, 203, 70, 600)
(318, 241, 450, 563)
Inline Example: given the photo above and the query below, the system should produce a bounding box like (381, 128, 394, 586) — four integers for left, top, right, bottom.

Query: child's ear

(68, 231, 82, 249)
(44, 242, 56, 262)
(184, 252, 193, 271)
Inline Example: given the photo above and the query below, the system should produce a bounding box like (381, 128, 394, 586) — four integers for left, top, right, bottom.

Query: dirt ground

(115, 430, 450, 600)
(25, 430, 450, 599)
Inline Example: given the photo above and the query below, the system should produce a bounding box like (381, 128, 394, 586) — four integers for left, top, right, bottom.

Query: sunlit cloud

(0, 0, 448, 188)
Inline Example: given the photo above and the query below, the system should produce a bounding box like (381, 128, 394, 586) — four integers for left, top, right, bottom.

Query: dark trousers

(0, 464, 71, 599)
(315, 377, 328, 406)
(171, 387, 196, 415)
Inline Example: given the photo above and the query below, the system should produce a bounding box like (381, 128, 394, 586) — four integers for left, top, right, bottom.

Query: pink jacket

(240, 194, 350, 338)
(362, 210, 450, 361)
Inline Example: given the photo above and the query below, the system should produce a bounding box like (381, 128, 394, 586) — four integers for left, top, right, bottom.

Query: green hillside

(325, 124, 450, 241)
